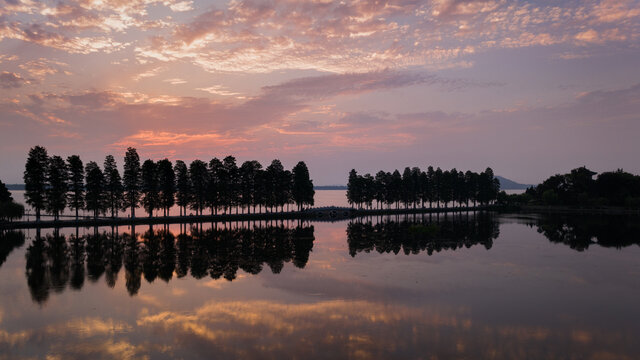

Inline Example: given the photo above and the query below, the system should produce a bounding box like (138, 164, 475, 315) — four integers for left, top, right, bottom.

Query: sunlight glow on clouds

(0, 0, 639, 184)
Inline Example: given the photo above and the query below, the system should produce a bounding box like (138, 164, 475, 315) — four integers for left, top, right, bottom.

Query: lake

(0, 211, 638, 359)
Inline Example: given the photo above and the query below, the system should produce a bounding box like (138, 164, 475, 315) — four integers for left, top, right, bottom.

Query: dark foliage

(347, 166, 499, 209)
(525, 167, 640, 207)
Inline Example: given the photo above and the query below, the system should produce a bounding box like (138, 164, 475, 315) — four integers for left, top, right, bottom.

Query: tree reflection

(535, 214, 640, 251)
(24, 222, 314, 304)
(347, 213, 499, 257)
(0, 230, 25, 269)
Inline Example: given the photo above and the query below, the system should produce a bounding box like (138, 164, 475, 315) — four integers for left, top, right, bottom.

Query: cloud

(0, 71, 29, 88)
(261, 69, 501, 100)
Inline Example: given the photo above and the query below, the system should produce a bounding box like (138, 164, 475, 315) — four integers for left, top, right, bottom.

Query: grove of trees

(347, 166, 500, 210)
(522, 167, 640, 207)
(21, 145, 315, 220)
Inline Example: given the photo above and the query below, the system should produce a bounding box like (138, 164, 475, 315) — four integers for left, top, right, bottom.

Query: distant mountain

(6, 184, 25, 190)
(315, 185, 347, 190)
(496, 176, 532, 190)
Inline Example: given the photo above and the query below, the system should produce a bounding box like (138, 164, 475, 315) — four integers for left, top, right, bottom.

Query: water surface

(0, 212, 638, 359)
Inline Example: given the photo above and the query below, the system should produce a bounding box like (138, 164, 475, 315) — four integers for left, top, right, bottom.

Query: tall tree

(401, 167, 414, 209)
(347, 169, 360, 209)
(141, 159, 160, 217)
(240, 160, 262, 214)
(157, 159, 175, 217)
(374, 171, 388, 209)
(104, 155, 124, 218)
(174, 160, 191, 216)
(265, 160, 283, 211)
(123, 148, 141, 218)
(223, 156, 239, 214)
(292, 161, 314, 211)
(24, 146, 49, 221)
(45, 155, 69, 220)
(207, 158, 224, 215)
(390, 170, 402, 209)
(189, 160, 208, 215)
(67, 155, 84, 220)
(85, 161, 105, 219)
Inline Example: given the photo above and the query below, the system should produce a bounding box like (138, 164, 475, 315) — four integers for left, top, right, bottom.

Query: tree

(123, 148, 141, 218)
(223, 156, 239, 214)
(292, 161, 314, 211)
(207, 158, 223, 215)
(266, 160, 285, 212)
(174, 160, 191, 216)
(85, 161, 105, 219)
(0, 201, 24, 222)
(240, 160, 262, 213)
(401, 167, 414, 209)
(67, 155, 84, 220)
(157, 159, 175, 217)
(347, 169, 360, 209)
(0, 180, 11, 203)
(45, 155, 69, 220)
(189, 160, 208, 215)
(390, 170, 402, 209)
(24, 146, 49, 221)
(374, 171, 388, 209)
(104, 155, 124, 218)
(141, 159, 160, 217)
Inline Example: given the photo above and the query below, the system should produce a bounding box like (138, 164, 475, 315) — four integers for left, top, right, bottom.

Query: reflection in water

(1, 215, 640, 359)
(24, 223, 315, 303)
(0, 230, 25, 268)
(534, 214, 640, 251)
(347, 213, 500, 257)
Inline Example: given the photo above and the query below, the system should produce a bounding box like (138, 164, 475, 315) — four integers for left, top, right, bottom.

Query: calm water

(0, 212, 638, 359)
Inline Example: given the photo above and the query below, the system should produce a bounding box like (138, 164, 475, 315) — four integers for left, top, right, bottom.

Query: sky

(0, 0, 639, 185)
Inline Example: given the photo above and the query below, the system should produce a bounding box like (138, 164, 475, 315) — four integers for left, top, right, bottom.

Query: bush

(0, 201, 25, 222)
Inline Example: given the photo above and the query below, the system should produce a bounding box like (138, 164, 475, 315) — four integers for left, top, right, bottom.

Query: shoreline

(1, 205, 495, 230)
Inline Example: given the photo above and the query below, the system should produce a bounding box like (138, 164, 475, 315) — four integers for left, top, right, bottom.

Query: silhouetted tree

(24, 146, 49, 221)
(157, 159, 175, 217)
(347, 169, 360, 209)
(240, 160, 262, 214)
(141, 159, 160, 217)
(223, 156, 240, 214)
(266, 160, 285, 212)
(207, 158, 224, 215)
(292, 161, 314, 211)
(0, 180, 11, 203)
(174, 160, 191, 216)
(85, 161, 105, 219)
(104, 155, 124, 218)
(45, 155, 69, 220)
(67, 155, 84, 220)
(189, 160, 208, 215)
(123, 148, 141, 218)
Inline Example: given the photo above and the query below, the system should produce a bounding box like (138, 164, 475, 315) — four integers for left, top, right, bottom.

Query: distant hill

(6, 184, 25, 190)
(496, 176, 532, 190)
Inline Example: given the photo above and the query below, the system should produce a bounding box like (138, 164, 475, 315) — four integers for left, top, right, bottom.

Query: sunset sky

(1, 0, 639, 185)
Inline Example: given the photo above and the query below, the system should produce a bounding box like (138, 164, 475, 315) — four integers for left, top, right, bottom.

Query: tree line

(23, 145, 315, 221)
(346, 166, 500, 210)
(503, 166, 640, 208)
